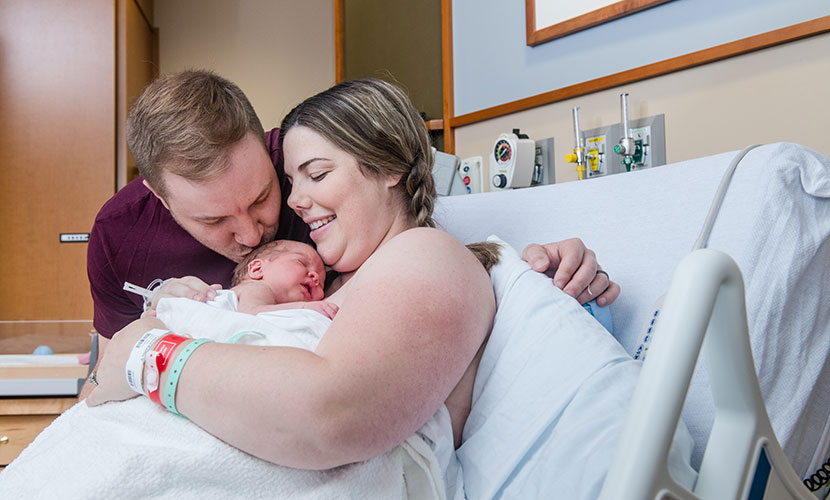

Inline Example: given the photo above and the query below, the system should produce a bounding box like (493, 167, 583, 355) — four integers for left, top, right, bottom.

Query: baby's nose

(307, 271, 319, 286)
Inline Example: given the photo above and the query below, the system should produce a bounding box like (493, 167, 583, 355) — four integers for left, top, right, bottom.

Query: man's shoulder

(94, 177, 160, 225)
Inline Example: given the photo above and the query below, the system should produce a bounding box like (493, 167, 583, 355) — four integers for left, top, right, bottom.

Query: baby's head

(232, 240, 326, 302)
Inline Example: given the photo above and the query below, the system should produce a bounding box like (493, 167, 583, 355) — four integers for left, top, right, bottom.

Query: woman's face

(283, 126, 409, 273)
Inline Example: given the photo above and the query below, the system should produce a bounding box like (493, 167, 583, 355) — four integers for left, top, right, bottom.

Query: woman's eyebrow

(297, 157, 329, 172)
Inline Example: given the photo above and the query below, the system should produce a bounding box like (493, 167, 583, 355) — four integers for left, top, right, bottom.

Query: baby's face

(261, 241, 326, 302)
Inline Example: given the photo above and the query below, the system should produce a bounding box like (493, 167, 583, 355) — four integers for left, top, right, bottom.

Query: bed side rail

(598, 249, 816, 500)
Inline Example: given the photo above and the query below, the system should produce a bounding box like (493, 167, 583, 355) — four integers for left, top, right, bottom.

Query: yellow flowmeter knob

(565, 153, 578, 163)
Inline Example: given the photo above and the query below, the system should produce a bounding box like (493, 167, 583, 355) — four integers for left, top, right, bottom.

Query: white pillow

(456, 236, 696, 499)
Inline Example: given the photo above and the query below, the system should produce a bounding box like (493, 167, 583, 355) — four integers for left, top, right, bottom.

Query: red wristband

(145, 334, 190, 406)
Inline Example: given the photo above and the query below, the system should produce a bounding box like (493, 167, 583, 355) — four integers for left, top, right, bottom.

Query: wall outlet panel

(581, 114, 665, 177)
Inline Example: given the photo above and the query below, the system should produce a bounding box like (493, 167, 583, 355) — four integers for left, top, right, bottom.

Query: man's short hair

(126, 70, 266, 199)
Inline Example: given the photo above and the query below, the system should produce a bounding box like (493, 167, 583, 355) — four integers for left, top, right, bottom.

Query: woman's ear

(386, 172, 405, 188)
(247, 259, 264, 280)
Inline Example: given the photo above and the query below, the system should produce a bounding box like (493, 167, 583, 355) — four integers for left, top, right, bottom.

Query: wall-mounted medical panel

(581, 114, 665, 178)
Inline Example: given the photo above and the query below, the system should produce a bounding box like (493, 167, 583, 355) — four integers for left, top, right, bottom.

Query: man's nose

(234, 217, 263, 247)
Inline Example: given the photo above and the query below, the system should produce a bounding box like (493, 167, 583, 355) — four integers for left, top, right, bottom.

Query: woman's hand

(149, 276, 223, 310)
(85, 317, 167, 407)
(522, 238, 621, 306)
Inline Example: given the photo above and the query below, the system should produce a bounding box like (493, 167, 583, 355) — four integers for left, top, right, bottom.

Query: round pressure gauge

(494, 139, 512, 164)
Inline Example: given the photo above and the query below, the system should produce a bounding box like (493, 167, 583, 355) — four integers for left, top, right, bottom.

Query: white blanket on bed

(0, 303, 451, 500)
(456, 237, 697, 499)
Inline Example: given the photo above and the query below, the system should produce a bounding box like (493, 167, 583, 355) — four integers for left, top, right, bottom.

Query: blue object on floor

(33, 345, 54, 355)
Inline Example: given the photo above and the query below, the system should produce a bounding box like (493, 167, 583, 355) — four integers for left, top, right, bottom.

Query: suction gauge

(494, 139, 512, 164)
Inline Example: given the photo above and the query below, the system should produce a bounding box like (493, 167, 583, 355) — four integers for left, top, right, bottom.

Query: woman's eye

(310, 172, 327, 181)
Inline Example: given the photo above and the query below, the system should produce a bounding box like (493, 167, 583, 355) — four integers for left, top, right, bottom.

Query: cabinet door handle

(0, 436, 9, 445)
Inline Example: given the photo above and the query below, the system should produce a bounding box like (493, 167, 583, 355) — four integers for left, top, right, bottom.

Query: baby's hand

(253, 301, 339, 319)
(302, 301, 339, 319)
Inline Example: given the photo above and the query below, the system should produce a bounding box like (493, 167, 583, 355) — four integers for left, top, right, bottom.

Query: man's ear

(143, 179, 170, 210)
(247, 259, 264, 280)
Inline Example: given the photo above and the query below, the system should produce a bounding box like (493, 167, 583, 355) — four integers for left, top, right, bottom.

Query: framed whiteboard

(526, 0, 672, 46)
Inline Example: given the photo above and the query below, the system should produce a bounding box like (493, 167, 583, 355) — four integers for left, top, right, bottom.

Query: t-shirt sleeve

(87, 220, 142, 338)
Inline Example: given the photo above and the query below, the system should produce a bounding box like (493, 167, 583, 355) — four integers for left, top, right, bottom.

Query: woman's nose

(287, 185, 310, 211)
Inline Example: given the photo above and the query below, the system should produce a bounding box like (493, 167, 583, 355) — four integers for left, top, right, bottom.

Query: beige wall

(155, 0, 335, 129)
(454, 33, 830, 186)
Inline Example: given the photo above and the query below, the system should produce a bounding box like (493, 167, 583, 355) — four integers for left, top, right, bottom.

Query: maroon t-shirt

(87, 128, 310, 338)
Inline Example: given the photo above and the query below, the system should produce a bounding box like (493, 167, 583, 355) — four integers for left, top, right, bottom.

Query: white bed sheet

(437, 142, 830, 480)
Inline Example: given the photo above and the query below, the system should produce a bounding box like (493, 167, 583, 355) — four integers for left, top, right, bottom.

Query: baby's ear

(247, 259, 264, 280)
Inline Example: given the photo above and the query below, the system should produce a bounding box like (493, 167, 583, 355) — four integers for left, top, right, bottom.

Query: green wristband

(164, 338, 214, 417)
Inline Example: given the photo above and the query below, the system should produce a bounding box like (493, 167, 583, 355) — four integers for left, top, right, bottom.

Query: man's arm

(522, 238, 620, 306)
(87, 222, 144, 339)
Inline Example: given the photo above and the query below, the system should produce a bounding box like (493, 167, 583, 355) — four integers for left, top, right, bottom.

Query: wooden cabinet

(0, 398, 79, 467)
(0, 0, 156, 355)
(0, 2, 156, 465)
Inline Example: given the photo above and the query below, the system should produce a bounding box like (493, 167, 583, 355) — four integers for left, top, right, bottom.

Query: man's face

(152, 132, 281, 263)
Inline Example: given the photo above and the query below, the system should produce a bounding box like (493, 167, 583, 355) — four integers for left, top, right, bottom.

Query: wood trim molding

(334, 0, 345, 83)
(441, 0, 455, 154)
(425, 119, 444, 131)
(526, 0, 671, 46)
(451, 16, 830, 129)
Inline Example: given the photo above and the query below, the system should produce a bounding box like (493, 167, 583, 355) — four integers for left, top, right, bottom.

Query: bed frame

(598, 248, 814, 499)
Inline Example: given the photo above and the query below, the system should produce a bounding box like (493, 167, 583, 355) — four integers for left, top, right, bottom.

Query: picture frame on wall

(525, 0, 672, 46)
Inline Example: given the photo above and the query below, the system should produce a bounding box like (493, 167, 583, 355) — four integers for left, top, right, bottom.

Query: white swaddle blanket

(0, 296, 455, 500)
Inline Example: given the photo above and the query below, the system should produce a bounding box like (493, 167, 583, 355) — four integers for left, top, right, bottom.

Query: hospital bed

(435, 142, 830, 499)
(1, 143, 827, 500)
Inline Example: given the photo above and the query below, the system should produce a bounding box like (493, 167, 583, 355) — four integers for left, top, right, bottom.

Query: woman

(87, 78, 496, 471)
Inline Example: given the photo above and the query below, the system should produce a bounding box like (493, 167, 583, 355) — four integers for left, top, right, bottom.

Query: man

(84, 70, 619, 395)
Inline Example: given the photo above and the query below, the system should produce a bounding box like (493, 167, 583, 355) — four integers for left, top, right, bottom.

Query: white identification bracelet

(125, 328, 168, 395)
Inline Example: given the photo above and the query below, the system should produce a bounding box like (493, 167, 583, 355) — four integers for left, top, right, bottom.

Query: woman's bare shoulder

(361, 227, 490, 286)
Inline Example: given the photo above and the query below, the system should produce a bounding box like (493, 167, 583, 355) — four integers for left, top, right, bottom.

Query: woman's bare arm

(88, 228, 495, 469)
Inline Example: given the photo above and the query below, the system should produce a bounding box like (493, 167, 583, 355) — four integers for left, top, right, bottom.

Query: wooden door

(0, 0, 116, 352)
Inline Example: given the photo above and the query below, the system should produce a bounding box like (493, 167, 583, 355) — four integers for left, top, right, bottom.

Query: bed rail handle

(598, 249, 815, 500)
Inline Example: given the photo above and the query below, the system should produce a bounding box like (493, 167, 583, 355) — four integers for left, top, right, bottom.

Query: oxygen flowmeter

(613, 93, 648, 171)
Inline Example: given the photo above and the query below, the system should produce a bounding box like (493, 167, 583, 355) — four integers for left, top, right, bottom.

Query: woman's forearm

(161, 342, 389, 469)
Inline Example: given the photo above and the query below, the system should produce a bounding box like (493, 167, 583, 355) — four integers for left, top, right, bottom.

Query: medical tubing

(163, 338, 214, 417)
(692, 144, 762, 251)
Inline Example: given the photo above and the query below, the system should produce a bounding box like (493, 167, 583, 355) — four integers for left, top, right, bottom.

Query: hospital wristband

(163, 338, 214, 417)
(145, 334, 191, 406)
(125, 328, 168, 395)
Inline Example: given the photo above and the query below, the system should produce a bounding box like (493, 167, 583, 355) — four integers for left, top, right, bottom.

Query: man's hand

(522, 238, 620, 306)
(149, 276, 223, 309)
